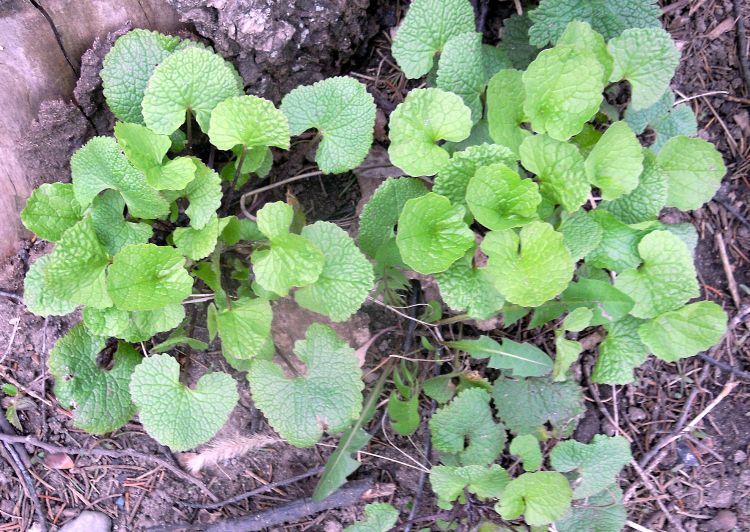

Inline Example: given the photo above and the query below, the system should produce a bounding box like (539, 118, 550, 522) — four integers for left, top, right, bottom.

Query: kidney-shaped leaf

(21, 183, 82, 242)
(497, 471, 573, 526)
(466, 163, 541, 230)
(208, 95, 290, 152)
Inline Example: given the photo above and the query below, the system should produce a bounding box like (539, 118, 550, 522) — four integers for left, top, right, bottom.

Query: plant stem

(239, 170, 323, 215)
(231, 145, 248, 193)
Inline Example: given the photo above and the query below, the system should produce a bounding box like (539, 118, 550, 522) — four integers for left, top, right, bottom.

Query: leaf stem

(185, 108, 193, 152)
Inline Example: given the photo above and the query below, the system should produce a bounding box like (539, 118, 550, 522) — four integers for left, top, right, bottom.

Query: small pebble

(704, 510, 738, 532)
(628, 406, 647, 421)
(707, 489, 734, 509)
(733, 450, 747, 463)
(58, 511, 111, 532)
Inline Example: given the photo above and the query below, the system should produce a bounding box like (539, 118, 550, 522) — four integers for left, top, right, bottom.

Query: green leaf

(553, 337, 583, 382)
(83, 304, 184, 343)
(101, 29, 181, 124)
(208, 95, 290, 153)
(23, 255, 77, 317)
(44, 217, 112, 309)
(585, 122, 643, 200)
(482, 222, 574, 307)
(559, 210, 603, 260)
(388, 392, 420, 437)
(557, 21, 613, 81)
(625, 90, 697, 152)
(396, 193, 474, 275)
(638, 301, 727, 362)
(281, 76, 375, 174)
(555, 485, 627, 532)
(345, 503, 399, 532)
(615, 230, 698, 319)
(592, 316, 649, 384)
(528, 0, 661, 46)
(90, 190, 153, 256)
(519, 134, 590, 212)
(522, 47, 604, 141)
(220, 216, 264, 245)
(358, 178, 428, 258)
(21, 183, 82, 241)
(551, 435, 631, 499)
(256, 200, 294, 240)
(608, 27, 680, 111)
(173, 215, 221, 260)
(130, 354, 238, 450)
(435, 250, 505, 320)
(107, 244, 193, 311)
(294, 222, 374, 322)
(529, 301, 566, 328)
(437, 32, 492, 123)
(247, 324, 364, 447)
(466, 164, 541, 230)
(492, 377, 584, 436)
(212, 297, 272, 360)
(600, 151, 667, 224)
(561, 279, 634, 326)
(151, 328, 208, 353)
(656, 135, 726, 210)
(497, 471, 573, 526)
(390, 0, 475, 79)
(510, 434, 543, 472)
(450, 336, 552, 377)
(183, 159, 223, 230)
(429, 388, 506, 466)
(71, 136, 169, 218)
(564, 307, 594, 332)
(433, 144, 517, 209)
(500, 14, 541, 70)
(430, 465, 509, 508)
(486, 69, 531, 156)
(388, 88, 473, 176)
(48, 324, 141, 434)
(585, 210, 643, 271)
(142, 47, 243, 134)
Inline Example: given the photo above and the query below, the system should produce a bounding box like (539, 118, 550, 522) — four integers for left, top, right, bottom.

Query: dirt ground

(0, 0, 749, 531)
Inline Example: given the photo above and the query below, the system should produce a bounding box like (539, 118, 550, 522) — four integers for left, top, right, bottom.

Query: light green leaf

(433, 144, 517, 209)
(553, 337, 582, 382)
(71, 136, 169, 218)
(91, 190, 152, 256)
(281, 76, 375, 174)
(492, 377, 584, 436)
(388, 392, 420, 437)
(295, 222, 374, 322)
(142, 47, 243, 134)
(83, 304, 185, 343)
(23, 255, 77, 317)
(528, 0, 661, 46)
(345, 503, 399, 532)
(390, 0, 475, 79)
(358, 178, 428, 258)
(550, 435, 632, 499)
(486, 69, 531, 156)
(557, 21, 613, 81)
(248, 324, 364, 447)
(21, 183, 82, 242)
(48, 324, 140, 434)
(130, 354, 238, 450)
(615, 230, 698, 319)
(220, 216, 264, 245)
(255, 201, 294, 240)
(519, 134, 590, 212)
(466, 164, 541, 230)
(555, 485, 627, 532)
(151, 328, 209, 353)
(429, 388, 506, 466)
(107, 244, 193, 311)
(449, 336, 552, 377)
(101, 29, 181, 124)
(510, 434, 543, 472)
(625, 90, 697, 152)
(608, 27, 680, 111)
(388, 88, 473, 176)
(564, 307, 594, 332)
(437, 32, 491, 123)
(173, 215, 221, 260)
(214, 297, 273, 360)
(430, 465, 509, 508)
(435, 250, 505, 320)
(183, 159, 223, 230)
(497, 471, 573, 526)
(638, 301, 727, 362)
(601, 151, 667, 224)
(482, 222, 574, 307)
(208, 95, 290, 152)
(559, 210, 603, 260)
(44, 217, 112, 309)
(561, 279, 634, 326)
(396, 193, 474, 275)
(656, 135, 726, 210)
(585, 210, 643, 271)
(585, 122, 643, 200)
(523, 46, 604, 141)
